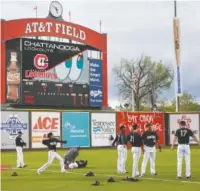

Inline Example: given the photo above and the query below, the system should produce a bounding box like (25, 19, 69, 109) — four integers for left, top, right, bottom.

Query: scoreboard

(22, 81, 89, 107)
(6, 38, 103, 108)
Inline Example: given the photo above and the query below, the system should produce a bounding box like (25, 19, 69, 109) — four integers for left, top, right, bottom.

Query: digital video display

(21, 38, 90, 107)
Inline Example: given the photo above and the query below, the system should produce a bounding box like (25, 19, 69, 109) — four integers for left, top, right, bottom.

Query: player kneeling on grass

(171, 120, 200, 179)
(140, 123, 162, 177)
(37, 132, 67, 174)
(64, 147, 88, 169)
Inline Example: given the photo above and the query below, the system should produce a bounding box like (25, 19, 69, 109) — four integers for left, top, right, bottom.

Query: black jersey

(175, 128, 194, 144)
(42, 138, 67, 151)
(128, 132, 142, 147)
(141, 131, 158, 147)
(112, 132, 127, 146)
(15, 136, 26, 147)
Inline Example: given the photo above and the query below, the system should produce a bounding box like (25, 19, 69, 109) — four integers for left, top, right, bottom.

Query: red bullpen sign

(116, 112, 165, 145)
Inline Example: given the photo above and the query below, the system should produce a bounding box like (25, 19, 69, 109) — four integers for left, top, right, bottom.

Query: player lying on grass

(64, 147, 88, 169)
(37, 132, 67, 174)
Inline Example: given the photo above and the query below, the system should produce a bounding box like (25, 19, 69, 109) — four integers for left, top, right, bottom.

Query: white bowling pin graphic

(68, 54, 84, 82)
(55, 59, 72, 81)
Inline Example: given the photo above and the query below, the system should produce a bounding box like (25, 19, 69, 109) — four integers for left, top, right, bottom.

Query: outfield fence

(1, 110, 200, 150)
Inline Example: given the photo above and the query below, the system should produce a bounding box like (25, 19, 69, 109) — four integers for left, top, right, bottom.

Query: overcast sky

(1, 0, 200, 107)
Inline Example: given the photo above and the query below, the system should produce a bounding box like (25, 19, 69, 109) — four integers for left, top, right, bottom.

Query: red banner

(116, 112, 165, 145)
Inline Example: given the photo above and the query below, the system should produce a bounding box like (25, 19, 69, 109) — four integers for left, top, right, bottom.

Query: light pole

(173, 0, 181, 112)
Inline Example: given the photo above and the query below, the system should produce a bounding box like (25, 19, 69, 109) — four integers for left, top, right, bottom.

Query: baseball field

(1, 148, 200, 191)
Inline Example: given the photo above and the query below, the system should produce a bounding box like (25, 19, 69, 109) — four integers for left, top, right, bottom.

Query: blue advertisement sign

(90, 85, 103, 107)
(62, 112, 90, 147)
(89, 59, 103, 107)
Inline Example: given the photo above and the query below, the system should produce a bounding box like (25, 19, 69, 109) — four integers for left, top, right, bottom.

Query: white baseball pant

(16, 146, 25, 167)
(177, 144, 191, 177)
(117, 145, 127, 173)
(69, 162, 78, 169)
(141, 146, 156, 175)
(131, 147, 141, 177)
(38, 150, 65, 172)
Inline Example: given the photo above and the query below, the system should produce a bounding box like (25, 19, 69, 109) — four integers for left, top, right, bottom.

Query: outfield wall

(1, 110, 200, 150)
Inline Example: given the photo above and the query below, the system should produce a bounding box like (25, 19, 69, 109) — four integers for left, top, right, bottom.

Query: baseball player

(64, 147, 88, 169)
(140, 123, 161, 176)
(112, 125, 128, 174)
(171, 120, 200, 179)
(15, 131, 27, 168)
(37, 132, 67, 174)
(127, 124, 142, 178)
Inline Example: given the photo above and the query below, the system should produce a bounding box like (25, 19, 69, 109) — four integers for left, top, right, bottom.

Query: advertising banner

(6, 39, 21, 104)
(91, 113, 116, 147)
(89, 59, 103, 107)
(169, 114, 200, 144)
(62, 112, 90, 147)
(1, 111, 29, 149)
(21, 38, 90, 107)
(31, 112, 61, 148)
(116, 112, 165, 145)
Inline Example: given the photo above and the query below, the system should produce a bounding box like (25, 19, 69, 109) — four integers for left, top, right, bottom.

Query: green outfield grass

(1, 148, 200, 191)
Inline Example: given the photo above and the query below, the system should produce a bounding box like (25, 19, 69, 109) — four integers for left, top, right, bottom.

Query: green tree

(113, 55, 174, 111)
(161, 92, 200, 112)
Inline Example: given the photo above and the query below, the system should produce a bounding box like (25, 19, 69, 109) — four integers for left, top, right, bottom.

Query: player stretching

(140, 123, 161, 177)
(37, 132, 67, 174)
(128, 124, 142, 178)
(64, 147, 88, 169)
(171, 120, 200, 179)
(112, 125, 128, 174)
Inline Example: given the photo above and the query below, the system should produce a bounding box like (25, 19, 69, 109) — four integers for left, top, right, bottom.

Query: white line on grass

(8, 167, 200, 185)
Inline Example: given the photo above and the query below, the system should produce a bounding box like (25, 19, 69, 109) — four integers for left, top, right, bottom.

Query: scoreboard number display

(22, 80, 89, 107)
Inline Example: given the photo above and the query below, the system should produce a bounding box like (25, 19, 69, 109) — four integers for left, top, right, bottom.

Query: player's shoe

(139, 174, 145, 177)
(186, 176, 191, 179)
(177, 176, 182, 180)
(37, 169, 41, 175)
(16, 166, 22, 168)
(61, 170, 68, 173)
(135, 173, 140, 177)
(129, 177, 139, 182)
(22, 165, 27, 168)
(151, 173, 158, 176)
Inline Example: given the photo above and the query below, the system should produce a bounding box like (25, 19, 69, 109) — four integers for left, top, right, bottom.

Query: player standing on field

(127, 124, 143, 178)
(140, 123, 162, 177)
(37, 132, 67, 174)
(15, 131, 27, 168)
(112, 125, 128, 174)
(171, 120, 200, 179)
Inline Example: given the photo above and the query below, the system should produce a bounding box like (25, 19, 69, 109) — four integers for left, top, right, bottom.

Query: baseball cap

(120, 125, 125, 130)
(18, 131, 23, 134)
(180, 121, 186, 126)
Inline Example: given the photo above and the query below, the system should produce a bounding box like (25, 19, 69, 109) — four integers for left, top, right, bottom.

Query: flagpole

(69, 11, 71, 22)
(131, 65, 135, 111)
(174, 0, 181, 112)
(69, 11, 72, 43)
(34, 6, 38, 39)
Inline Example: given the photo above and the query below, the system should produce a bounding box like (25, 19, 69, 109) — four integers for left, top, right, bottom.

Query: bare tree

(113, 55, 174, 111)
